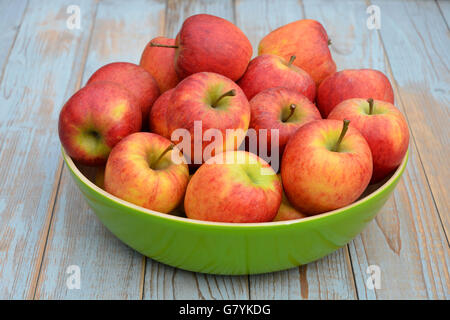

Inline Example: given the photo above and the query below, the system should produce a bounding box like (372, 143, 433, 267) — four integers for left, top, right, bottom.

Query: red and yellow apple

(237, 54, 316, 101)
(273, 191, 308, 222)
(151, 14, 252, 81)
(249, 87, 322, 156)
(328, 98, 409, 182)
(86, 62, 160, 122)
(140, 37, 180, 93)
(258, 19, 336, 86)
(185, 151, 282, 223)
(149, 88, 174, 139)
(281, 119, 373, 215)
(317, 69, 394, 117)
(166, 72, 250, 165)
(58, 81, 142, 166)
(104, 132, 189, 213)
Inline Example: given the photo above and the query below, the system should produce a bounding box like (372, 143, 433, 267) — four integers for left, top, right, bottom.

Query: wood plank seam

(369, 0, 449, 246)
(0, 0, 29, 85)
(30, 0, 101, 299)
(345, 246, 361, 299)
(29, 161, 64, 300)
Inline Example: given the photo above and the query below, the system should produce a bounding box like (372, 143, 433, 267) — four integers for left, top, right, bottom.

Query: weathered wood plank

(235, 0, 358, 300)
(373, 0, 449, 237)
(35, 0, 166, 299)
(0, 0, 28, 75)
(143, 0, 250, 300)
(0, 0, 97, 299)
(302, 0, 449, 299)
(437, 0, 450, 25)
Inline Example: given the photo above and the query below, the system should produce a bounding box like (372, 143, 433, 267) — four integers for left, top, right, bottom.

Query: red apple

(185, 151, 282, 223)
(166, 72, 250, 165)
(150, 14, 252, 81)
(328, 98, 409, 182)
(258, 19, 336, 86)
(237, 54, 316, 101)
(317, 69, 394, 117)
(281, 119, 373, 215)
(104, 132, 189, 213)
(58, 81, 142, 166)
(149, 88, 174, 139)
(86, 62, 160, 122)
(249, 87, 322, 156)
(140, 37, 180, 93)
(273, 191, 308, 222)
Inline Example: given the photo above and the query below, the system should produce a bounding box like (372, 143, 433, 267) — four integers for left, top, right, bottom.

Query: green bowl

(63, 148, 408, 275)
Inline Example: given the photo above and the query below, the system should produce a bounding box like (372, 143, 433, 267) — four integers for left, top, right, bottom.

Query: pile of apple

(58, 14, 409, 223)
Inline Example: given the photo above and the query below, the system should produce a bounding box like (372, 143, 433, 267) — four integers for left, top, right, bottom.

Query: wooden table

(0, 0, 448, 300)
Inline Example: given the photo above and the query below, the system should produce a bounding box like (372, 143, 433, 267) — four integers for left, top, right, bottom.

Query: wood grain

(143, 0, 250, 300)
(34, 0, 166, 299)
(0, 0, 28, 77)
(0, 0, 97, 299)
(437, 0, 450, 25)
(235, 0, 358, 300)
(301, 0, 449, 299)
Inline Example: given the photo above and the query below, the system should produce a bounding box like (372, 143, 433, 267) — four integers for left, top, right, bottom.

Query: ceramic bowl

(62, 148, 408, 275)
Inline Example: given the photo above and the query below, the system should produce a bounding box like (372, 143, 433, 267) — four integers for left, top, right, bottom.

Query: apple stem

(212, 89, 236, 107)
(152, 144, 174, 168)
(287, 55, 296, 66)
(367, 98, 374, 115)
(332, 119, 350, 152)
(283, 104, 296, 122)
(328, 39, 332, 46)
(150, 42, 179, 49)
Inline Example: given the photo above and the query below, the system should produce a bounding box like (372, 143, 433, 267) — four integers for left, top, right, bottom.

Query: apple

(237, 54, 316, 101)
(140, 37, 180, 93)
(58, 81, 142, 166)
(104, 132, 189, 213)
(184, 151, 282, 223)
(149, 88, 174, 139)
(86, 62, 160, 122)
(150, 14, 252, 81)
(258, 19, 336, 86)
(328, 98, 409, 182)
(249, 87, 322, 157)
(166, 72, 250, 165)
(281, 119, 373, 215)
(317, 69, 394, 117)
(273, 190, 308, 222)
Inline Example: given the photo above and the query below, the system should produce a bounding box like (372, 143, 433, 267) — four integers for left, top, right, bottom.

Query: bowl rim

(63, 147, 409, 228)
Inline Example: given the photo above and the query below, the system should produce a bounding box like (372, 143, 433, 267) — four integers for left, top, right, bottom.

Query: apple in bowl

(317, 69, 394, 117)
(58, 81, 142, 166)
(249, 87, 322, 157)
(237, 54, 316, 101)
(86, 62, 160, 123)
(166, 72, 250, 165)
(282, 119, 373, 215)
(104, 132, 189, 213)
(150, 14, 252, 81)
(185, 151, 282, 223)
(328, 98, 409, 183)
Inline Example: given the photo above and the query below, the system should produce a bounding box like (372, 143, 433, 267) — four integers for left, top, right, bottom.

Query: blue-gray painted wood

(0, 0, 97, 299)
